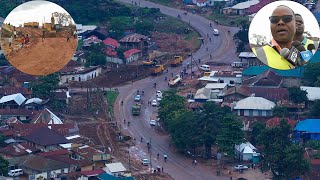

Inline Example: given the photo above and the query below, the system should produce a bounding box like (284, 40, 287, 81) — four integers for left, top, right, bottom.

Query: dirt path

(4, 37, 77, 75)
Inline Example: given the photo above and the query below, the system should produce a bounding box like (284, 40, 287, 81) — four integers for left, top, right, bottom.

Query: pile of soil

(1, 27, 77, 75)
(151, 32, 198, 53)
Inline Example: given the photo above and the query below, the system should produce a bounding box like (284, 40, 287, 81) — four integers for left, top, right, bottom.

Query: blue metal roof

(294, 119, 320, 133)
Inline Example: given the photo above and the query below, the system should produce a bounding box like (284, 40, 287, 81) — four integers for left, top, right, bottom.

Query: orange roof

(266, 117, 296, 128)
(124, 49, 141, 59)
(103, 38, 119, 48)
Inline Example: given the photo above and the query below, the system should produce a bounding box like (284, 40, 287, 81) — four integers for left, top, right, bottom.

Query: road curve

(113, 0, 239, 179)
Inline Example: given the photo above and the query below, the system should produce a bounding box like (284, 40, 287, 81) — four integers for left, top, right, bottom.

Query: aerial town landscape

(1, 0, 320, 180)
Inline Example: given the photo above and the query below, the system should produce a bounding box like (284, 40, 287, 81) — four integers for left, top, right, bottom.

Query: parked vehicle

(156, 91, 162, 98)
(213, 29, 219, 35)
(200, 64, 210, 71)
(141, 158, 150, 166)
(234, 165, 248, 171)
(151, 65, 166, 75)
(8, 169, 23, 177)
(151, 100, 158, 106)
(150, 120, 156, 126)
(170, 56, 183, 67)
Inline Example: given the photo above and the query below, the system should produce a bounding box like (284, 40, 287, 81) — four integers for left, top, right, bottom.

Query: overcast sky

(249, 0, 320, 45)
(4, 0, 75, 27)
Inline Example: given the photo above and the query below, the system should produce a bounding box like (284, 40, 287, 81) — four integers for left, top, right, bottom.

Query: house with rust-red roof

(103, 38, 119, 49)
(119, 33, 149, 52)
(0, 142, 39, 158)
(124, 49, 141, 64)
(266, 117, 296, 128)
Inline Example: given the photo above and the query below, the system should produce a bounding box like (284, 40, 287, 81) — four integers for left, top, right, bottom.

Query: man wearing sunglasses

(252, 5, 297, 70)
(294, 14, 317, 51)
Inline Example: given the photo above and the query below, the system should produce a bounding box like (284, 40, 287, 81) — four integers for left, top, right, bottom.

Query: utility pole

(190, 53, 193, 79)
(149, 137, 152, 168)
(128, 146, 131, 171)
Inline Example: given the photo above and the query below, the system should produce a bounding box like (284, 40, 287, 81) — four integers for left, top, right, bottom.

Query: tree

(310, 100, 320, 118)
(135, 20, 154, 35)
(0, 156, 9, 175)
(257, 120, 310, 178)
(116, 48, 125, 61)
(250, 34, 267, 46)
(30, 74, 59, 99)
(272, 106, 288, 118)
(288, 87, 308, 104)
(282, 144, 310, 179)
(304, 62, 320, 85)
(53, 12, 73, 26)
(0, 133, 7, 147)
(197, 103, 235, 158)
(251, 122, 266, 146)
(158, 89, 185, 130)
(86, 53, 106, 66)
(216, 115, 244, 156)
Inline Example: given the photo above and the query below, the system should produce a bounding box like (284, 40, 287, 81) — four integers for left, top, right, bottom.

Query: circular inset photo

(0, 0, 78, 75)
(249, 1, 320, 70)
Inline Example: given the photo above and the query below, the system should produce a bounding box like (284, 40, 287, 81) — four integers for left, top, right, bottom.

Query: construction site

(0, 13, 77, 75)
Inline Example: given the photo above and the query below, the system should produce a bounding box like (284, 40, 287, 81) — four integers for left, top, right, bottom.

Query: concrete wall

(106, 56, 123, 64)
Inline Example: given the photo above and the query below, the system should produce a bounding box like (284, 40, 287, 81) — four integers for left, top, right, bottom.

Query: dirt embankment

(1, 27, 77, 75)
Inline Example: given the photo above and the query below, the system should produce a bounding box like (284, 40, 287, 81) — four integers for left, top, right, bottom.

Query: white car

(213, 29, 219, 35)
(141, 158, 150, 166)
(151, 100, 158, 106)
(234, 165, 248, 171)
(134, 95, 141, 101)
(156, 91, 162, 98)
(150, 120, 156, 126)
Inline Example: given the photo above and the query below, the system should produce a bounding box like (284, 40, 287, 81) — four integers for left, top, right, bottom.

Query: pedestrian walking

(21, 35, 25, 48)
(192, 160, 194, 166)
(206, 47, 208, 51)
(209, 37, 211, 42)
(8, 36, 12, 48)
(210, 54, 212, 58)
(141, 137, 143, 142)
(161, 167, 163, 172)
(25, 34, 30, 44)
(171, 73, 173, 77)
(157, 153, 160, 159)
(13, 30, 17, 39)
(123, 119, 126, 124)
(42, 29, 46, 42)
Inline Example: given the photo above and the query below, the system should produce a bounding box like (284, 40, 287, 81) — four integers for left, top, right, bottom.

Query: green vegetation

(272, 106, 288, 118)
(85, 43, 107, 67)
(310, 100, 320, 118)
(0, 156, 9, 175)
(146, 0, 173, 6)
(105, 90, 119, 115)
(304, 62, 320, 86)
(207, 11, 249, 27)
(257, 120, 310, 178)
(288, 87, 308, 104)
(158, 90, 243, 158)
(30, 74, 59, 99)
(306, 140, 320, 150)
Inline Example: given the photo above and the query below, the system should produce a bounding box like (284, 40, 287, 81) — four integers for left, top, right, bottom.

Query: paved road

(113, 0, 239, 179)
